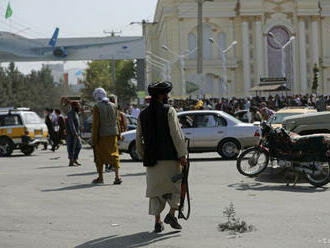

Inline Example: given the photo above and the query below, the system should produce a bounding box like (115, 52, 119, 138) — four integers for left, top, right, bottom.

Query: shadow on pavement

(67, 171, 145, 178)
(231, 168, 329, 192)
(121, 172, 146, 177)
(3, 154, 35, 158)
(189, 157, 233, 162)
(49, 157, 61, 160)
(119, 157, 231, 163)
(75, 231, 181, 248)
(41, 183, 111, 192)
(67, 172, 97, 177)
(228, 181, 329, 193)
(120, 159, 141, 163)
(37, 166, 69, 169)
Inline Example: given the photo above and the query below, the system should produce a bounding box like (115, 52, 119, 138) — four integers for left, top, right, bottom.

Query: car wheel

(21, 146, 35, 156)
(0, 137, 14, 157)
(129, 141, 139, 161)
(218, 139, 240, 159)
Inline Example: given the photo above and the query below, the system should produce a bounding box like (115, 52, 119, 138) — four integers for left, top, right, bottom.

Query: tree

(114, 60, 136, 106)
(0, 67, 10, 106)
(81, 60, 137, 106)
(0, 63, 73, 115)
(81, 60, 113, 101)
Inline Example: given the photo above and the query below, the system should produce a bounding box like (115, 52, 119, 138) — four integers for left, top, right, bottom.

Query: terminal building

(145, 0, 330, 98)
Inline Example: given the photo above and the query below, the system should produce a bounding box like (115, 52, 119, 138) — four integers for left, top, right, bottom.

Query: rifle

(178, 138, 191, 220)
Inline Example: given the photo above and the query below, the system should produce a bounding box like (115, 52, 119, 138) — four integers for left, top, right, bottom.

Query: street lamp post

(146, 56, 168, 81)
(197, 0, 214, 74)
(268, 32, 295, 78)
(209, 38, 237, 98)
(162, 45, 197, 97)
(146, 51, 174, 81)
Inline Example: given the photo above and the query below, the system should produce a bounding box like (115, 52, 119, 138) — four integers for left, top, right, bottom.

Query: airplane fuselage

(0, 32, 51, 57)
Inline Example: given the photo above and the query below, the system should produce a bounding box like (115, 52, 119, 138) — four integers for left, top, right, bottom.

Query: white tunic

(136, 106, 188, 198)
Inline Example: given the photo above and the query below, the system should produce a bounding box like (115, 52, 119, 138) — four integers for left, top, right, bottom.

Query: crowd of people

(120, 93, 328, 124)
(171, 94, 328, 113)
(40, 87, 330, 233)
(44, 93, 328, 160)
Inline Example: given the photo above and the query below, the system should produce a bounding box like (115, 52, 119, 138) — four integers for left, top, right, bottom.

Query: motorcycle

(236, 122, 330, 187)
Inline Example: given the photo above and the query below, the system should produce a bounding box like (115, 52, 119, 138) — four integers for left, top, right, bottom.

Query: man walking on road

(66, 101, 82, 167)
(136, 81, 188, 233)
(91, 88, 122, 185)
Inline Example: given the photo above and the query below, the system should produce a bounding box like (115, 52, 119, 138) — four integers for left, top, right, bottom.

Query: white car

(119, 110, 260, 160)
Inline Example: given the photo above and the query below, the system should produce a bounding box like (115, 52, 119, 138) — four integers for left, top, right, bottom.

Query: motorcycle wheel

(305, 161, 330, 187)
(237, 147, 269, 177)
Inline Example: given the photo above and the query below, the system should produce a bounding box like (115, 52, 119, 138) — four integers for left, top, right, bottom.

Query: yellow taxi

(0, 108, 48, 156)
(268, 106, 317, 128)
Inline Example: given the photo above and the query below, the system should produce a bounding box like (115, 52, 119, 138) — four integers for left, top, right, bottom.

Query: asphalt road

(1, 146, 330, 248)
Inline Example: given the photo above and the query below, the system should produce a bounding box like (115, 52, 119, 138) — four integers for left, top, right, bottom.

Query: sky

(0, 0, 158, 73)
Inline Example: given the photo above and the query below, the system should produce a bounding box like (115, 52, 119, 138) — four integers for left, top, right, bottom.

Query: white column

(312, 20, 319, 65)
(256, 20, 264, 84)
(321, 18, 327, 94)
(299, 19, 307, 93)
(292, 40, 298, 94)
(229, 19, 234, 97)
(264, 35, 269, 77)
(242, 20, 250, 96)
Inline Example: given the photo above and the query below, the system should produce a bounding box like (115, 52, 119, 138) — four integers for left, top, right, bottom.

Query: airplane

(0, 27, 145, 61)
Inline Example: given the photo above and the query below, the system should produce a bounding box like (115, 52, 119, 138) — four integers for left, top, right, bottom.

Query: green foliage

(115, 60, 137, 106)
(81, 60, 113, 101)
(81, 60, 136, 106)
(0, 62, 74, 115)
(218, 203, 255, 234)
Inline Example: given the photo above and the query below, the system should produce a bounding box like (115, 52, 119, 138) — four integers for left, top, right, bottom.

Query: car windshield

(268, 112, 301, 124)
(220, 111, 242, 124)
(23, 112, 42, 124)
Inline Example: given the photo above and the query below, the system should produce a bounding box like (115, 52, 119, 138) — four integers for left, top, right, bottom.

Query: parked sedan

(119, 110, 260, 160)
(80, 114, 137, 145)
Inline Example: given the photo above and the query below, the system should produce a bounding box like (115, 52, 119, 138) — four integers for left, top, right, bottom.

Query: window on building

(267, 26, 292, 81)
(249, 33, 253, 45)
(188, 32, 197, 59)
(250, 64, 255, 74)
(203, 24, 212, 59)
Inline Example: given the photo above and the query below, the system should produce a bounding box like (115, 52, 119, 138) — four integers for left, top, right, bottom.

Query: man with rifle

(136, 81, 188, 233)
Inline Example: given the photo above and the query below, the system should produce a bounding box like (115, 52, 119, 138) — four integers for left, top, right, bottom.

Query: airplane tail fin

(49, 27, 59, 47)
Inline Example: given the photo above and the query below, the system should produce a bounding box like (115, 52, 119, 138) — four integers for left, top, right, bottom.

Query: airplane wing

(31, 38, 143, 58)
(0, 30, 145, 61)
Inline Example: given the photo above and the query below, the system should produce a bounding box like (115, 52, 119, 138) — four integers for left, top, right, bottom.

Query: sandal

(113, 178, 122, 185)
(92, 178, 104, 184)
(74, 160, 82, 166)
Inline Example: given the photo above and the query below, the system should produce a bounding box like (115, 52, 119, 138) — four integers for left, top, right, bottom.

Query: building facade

(145, 0, 330, 98)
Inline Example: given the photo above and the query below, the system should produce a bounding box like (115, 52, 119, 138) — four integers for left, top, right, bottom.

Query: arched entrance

(267, 26, 293, 91)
